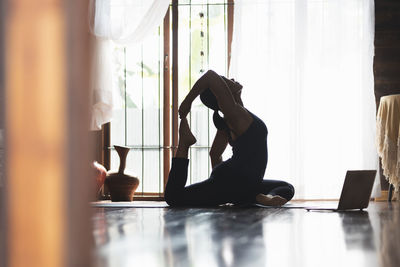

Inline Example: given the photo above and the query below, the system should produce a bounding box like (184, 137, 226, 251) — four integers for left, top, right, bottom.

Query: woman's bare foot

(255, 194, 288, 207)
(179, 118, 197, 147)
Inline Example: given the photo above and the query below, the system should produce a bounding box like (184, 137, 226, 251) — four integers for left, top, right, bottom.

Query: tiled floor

(92, 201, 400, 267)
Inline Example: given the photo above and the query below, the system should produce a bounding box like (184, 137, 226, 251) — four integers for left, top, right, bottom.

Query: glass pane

(178, 5, 191, 105)
(143, 150, 161, 193)
(179, 0, 190, 5)
(110, 46, 127, 146)
(125, 149, 143, 194)
(207, 0, 227, 4)
(190, 4, 208, 80)
(191, 0, 208, 5)
(143, 32, 161, 146)
(158, 26, 164, 149)
(190, 148, 210, 184)
(191, 105, 209, 146)
(208, 4, 227, 74)
(126, 45, 143, 147)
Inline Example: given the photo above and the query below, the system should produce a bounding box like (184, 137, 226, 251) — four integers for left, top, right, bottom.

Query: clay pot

(105, 146, 140, 202)
(93, 161, 107, 191)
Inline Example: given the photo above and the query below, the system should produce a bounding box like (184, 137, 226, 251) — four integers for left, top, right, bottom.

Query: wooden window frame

(101, 1, 234, 200)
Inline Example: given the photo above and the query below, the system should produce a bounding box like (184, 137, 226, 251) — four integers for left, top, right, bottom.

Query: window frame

(101, 0, 234, 200)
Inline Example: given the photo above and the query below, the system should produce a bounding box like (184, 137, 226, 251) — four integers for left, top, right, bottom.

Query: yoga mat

(91, 201, 306, 209)
(91, 201, 332, 209)
(253, 203, 309, 209)
(91, 201, 169, 208)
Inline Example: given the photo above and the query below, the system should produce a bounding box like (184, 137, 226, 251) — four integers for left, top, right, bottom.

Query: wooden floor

(92, 201, 400, 267)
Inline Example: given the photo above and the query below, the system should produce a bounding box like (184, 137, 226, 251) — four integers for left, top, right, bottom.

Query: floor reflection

(162, 207, 266, 267)
(92, 208, 110, 247)
(92, 202, 400, 267)
(378, 204, 400, 267)
(339, 211, 375, 251)
(93, 207, 168, 267)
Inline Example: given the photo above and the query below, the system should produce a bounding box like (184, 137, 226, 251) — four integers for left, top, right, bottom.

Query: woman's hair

(200, 88, 219, 111)
(200, 88, 230, 131)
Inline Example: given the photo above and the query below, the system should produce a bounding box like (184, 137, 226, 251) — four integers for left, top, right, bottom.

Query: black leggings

(165, 112, 294, 207)
(165, 158, 295, 207)
(259, 179, 295, 201)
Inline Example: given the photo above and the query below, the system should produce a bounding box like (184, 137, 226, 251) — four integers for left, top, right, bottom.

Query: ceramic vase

(105, 146, 140, 202)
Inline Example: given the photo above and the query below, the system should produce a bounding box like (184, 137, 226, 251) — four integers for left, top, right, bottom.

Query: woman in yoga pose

(165, 70, 294, 207)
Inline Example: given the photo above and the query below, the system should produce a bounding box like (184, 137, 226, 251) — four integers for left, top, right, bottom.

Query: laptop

(305, 170, 377, 211)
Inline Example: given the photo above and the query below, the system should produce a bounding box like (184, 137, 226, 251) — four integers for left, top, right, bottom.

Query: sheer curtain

(88, 0, 170, 130)
(230, 0, 378, 199)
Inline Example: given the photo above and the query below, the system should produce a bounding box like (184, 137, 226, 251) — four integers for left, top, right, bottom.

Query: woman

(165, 70, 294, 207)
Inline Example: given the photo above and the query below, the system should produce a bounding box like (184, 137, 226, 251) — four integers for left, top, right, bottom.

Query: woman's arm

(179, 70, 237, 118)
(209, 129, 229, 169)
(179, 70, 252, 137)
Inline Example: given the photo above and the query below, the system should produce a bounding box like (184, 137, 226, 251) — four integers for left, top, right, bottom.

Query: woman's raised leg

(164, 118, 196, 205)
(165, 118, 227, 206)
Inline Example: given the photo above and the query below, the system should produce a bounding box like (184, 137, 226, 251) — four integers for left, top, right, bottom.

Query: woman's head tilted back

(200, 75, 244, 131)
(200, 88, 228, 131)
(200, 87, 220, 111)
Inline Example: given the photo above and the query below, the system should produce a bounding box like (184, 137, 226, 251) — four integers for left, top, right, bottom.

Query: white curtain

(88, 0, 170, 130)
(230, 0, 378, 199)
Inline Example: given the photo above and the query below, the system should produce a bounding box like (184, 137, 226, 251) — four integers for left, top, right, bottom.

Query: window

(110, 30, 165, 196)
(106, 0, 234, 198)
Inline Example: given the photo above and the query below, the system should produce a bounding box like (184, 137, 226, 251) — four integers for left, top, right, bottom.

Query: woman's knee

(273, 181, 295, 201)
(285, 182, 295, 200)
